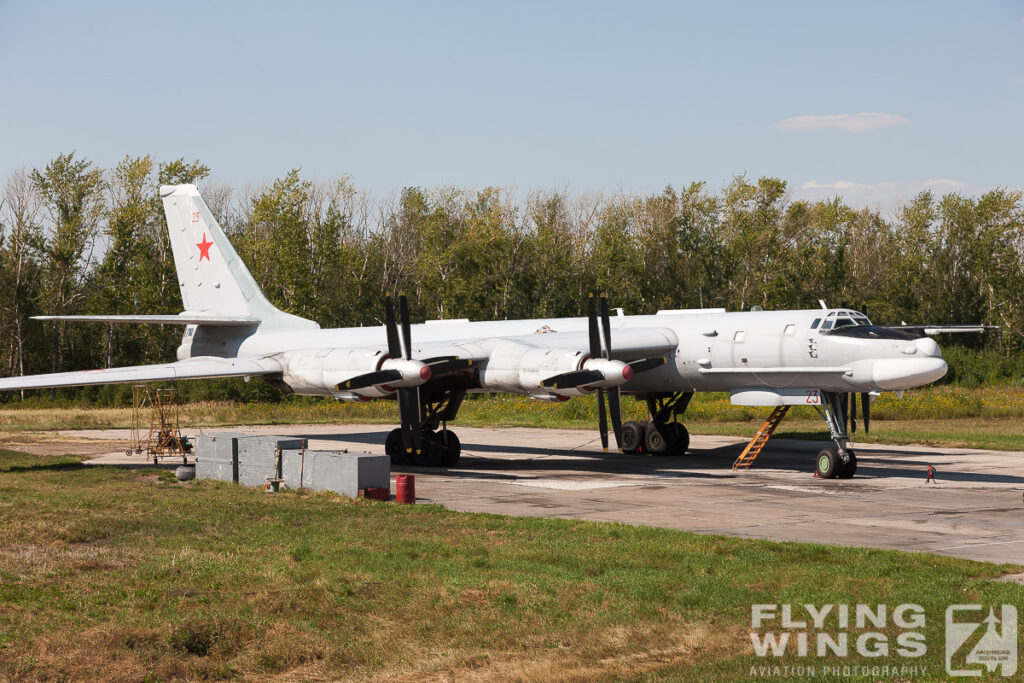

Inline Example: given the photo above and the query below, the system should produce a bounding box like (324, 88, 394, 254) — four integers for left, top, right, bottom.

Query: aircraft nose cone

(915, 337, 941, 358)
(872, 357, 947, 390)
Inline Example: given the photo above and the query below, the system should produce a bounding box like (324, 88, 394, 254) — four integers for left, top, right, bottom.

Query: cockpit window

(833, 318, 857, 329)
(821, 320, 833, 330)
(810, 318, 821, 329)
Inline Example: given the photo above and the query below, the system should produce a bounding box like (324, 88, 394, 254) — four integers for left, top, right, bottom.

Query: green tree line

(1, 152, 1022, 401)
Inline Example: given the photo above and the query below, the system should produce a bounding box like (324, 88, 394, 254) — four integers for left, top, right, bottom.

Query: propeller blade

(850, 392, 857, 433)
(384, 296, 402, 358)
(599, 294, 613, 359)
(397, 387, 422, 455)
(587, 295, 601, 358)
(597, 388, 609, 451)
(540, 369, 604, 389)
(628, 357, 668, 374)
(398, 293, 413, 360)
(861, 392, 871, 433)
(336, 369, 402, 391)
(607, 386, 623, 450)
(423, 356, 474, 377)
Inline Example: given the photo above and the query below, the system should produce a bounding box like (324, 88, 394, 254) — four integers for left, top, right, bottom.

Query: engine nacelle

(478, 343, 590, 394)
(281, 348, 384, 396)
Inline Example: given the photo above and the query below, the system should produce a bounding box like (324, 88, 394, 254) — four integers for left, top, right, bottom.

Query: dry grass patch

(0, 448, 1020, 681)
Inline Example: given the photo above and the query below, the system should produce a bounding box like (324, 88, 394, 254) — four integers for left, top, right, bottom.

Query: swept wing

(0, 357, 282, 391)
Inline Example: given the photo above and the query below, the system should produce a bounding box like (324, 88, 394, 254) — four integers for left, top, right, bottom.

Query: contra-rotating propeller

(335, 294, 472, 456)
(540, 294, 667, 451)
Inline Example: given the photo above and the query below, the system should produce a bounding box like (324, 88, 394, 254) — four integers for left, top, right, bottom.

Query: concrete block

(281, 450, 389, 497)
(195, 434, 238, 483)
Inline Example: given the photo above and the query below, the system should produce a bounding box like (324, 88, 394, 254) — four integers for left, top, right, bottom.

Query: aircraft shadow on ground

(275, 429, 1024, 484)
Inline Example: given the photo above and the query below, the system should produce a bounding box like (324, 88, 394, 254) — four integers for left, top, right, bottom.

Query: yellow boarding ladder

(732, 405, 790, 471)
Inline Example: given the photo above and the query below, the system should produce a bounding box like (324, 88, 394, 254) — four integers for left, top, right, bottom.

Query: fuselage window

(810, 318, 821, 329)
(784, 324, 796, 335)
(734, 331, 745, 342)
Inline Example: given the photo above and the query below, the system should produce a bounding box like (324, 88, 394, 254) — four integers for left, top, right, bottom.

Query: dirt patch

(0, 430, 125, 457)
(996, 572, 1024, 585)
(380, 623, 746, 682)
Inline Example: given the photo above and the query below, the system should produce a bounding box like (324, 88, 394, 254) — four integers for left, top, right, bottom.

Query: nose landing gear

(814, 391, 857, 479)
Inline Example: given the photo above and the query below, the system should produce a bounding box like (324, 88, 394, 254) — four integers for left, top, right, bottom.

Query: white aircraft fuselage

(189, 307, 945, 402)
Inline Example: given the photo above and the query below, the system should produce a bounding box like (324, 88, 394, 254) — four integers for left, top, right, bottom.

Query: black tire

(815, 448, 840, 479)
(837, 450, 857, 479)
(414, 431, 442, 467)
(667, 422, 689, 455)
(385, 428, 407, 465)
(621, 421, 645, 453)
(439, 430, 461, 467)
(645, 423, 668, 454)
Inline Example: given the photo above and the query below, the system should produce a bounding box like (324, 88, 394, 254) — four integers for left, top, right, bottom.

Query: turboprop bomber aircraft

(0, 184, 987, 478)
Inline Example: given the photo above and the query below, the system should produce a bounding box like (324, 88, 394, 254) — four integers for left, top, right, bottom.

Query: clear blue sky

(1, 1, 1021, 208)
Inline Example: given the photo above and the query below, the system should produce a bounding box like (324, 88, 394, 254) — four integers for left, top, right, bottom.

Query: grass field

(2, 385, 1024, 451)
(0, 448, 1021, 681)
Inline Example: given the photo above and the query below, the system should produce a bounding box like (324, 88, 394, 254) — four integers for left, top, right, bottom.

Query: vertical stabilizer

(160, 184, 317, 330)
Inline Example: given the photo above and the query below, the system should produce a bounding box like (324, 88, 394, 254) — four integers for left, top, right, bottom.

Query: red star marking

(196, 233, 213, 262)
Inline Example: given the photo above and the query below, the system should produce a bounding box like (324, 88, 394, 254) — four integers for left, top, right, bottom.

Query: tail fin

(160, 184, 317, 331)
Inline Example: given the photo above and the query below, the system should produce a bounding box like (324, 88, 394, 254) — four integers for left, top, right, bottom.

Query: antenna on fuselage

(818, 299, 828, 310)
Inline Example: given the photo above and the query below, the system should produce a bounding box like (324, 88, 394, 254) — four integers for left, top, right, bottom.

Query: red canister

(395, 474, 415, 504)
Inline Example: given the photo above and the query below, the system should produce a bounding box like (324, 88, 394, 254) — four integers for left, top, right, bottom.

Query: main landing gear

(620, 391, 693, 456)
(386, 390, 465, 468)
(813, 391, 857, 479)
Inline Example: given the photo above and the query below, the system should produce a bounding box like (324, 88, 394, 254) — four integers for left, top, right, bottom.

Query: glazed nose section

(873, 357, 948, 390)
(915, 336, 941, 358)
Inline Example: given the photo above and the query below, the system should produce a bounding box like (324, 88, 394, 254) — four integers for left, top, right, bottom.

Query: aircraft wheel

(644, 423, 668, 455)
(621, 421, 645, 453)
(414, 431, 442, 467)
(385, 428, 407, 465)
(815, 448, 840, 479)
(439, 429, 461, 467)
(837, 450, 857, 479)
(666, 422, 689, 455)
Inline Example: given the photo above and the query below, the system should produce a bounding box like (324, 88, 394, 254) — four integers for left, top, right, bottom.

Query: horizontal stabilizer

(0, 356, 282, 391)
(32, 314, 259, 326)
